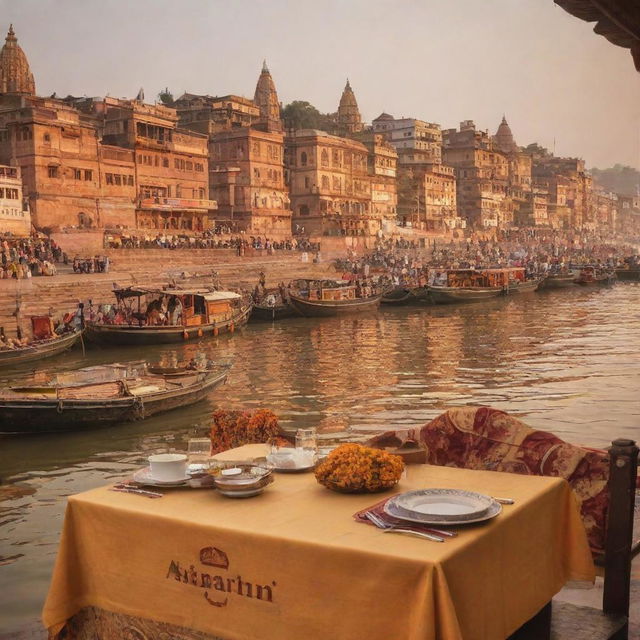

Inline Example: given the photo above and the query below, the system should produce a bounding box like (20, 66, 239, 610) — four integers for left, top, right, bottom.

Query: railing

(138, 197, 217, 211)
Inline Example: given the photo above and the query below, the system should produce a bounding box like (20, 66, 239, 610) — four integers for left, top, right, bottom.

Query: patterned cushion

(369, 407, 609, 555)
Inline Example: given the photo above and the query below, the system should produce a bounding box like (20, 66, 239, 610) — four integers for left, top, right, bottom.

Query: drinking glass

(295, 428, 317, 454)
(187, 438, 212, 469)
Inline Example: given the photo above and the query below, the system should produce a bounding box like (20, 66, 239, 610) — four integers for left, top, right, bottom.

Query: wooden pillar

(603, 438, 638, 617)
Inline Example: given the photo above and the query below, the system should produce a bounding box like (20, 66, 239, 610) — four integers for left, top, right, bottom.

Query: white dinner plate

(132, 467, 190, 488)
(217, 487, 265, 498)
(394, 488, 494, 521)
(384, 495, 502, 526)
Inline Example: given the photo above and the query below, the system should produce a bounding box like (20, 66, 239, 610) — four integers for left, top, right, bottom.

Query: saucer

(133, 467, 190, 487)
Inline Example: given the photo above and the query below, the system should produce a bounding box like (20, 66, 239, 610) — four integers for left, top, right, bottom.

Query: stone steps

(0, 253, 333, 335)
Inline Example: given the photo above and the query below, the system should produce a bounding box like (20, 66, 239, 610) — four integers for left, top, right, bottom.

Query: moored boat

(381, 287, 413, 305)
(0, 314, 83, 369)
(250, 288, 295, 321)
(614, 268, 640, 282)
(428, 269, 511, 304)
(86, 287, 252, 345)
(0, 361, 229, 434)
(504, 269, 543, 294)
(289, 280, 382, 317)
(540, 271, 577, 289)
(574, 266, 616, 286)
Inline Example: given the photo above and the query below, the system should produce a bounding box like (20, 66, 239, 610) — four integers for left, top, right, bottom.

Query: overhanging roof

(554, 0, 640, 71)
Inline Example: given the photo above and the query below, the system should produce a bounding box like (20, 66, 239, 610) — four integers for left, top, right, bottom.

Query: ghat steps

(0, 250, 332, 334)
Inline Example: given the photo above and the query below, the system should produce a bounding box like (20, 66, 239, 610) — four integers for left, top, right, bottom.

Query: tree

(281, 101, 335, 132)
(522, 142, 551, 157)
(591, 165, 640, 196)
(157, 88, 174, 106)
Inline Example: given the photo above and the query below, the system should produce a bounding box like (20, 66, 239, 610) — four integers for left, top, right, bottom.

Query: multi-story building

(0, 26, 213, 232)
(285, 129, 375, 236)
(443, 120, 511, 229)
(533, 156, 593, 230)
(174, 94, 260, 135)
(180, 63, 292, 237)
(594, 188, 618, 231)
(373, 113, 442, 162)
(616, 194, 640, 234)
(0, 164, 29, 234)
(396, 148, 461, 232)
(93, 97, 212, 231)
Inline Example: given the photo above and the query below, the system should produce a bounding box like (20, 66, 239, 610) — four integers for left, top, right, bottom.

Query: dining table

(42, 443, 595, 640)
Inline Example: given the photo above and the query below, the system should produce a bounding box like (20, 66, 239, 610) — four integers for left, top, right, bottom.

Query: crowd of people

(72, 256, 109, 274)
(335, 230, 640, 289)
(104, 231, 320, 254)
(1, 236, 65, 279)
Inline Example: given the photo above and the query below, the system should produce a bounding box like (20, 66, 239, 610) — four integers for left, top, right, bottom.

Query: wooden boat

(381, 287, 413, 305)
(0, 311, 84, 369)
(86, 287, 252, 345)
(428, 269, 510, 304)
(250, 288, 295, 321)
(289, 280, 382, 317)
(614, 267, 640, 282)
(409, 285, 432, 304)
(0, 327, 82, 368)
(503, 269, 544, 294)
(0, 361, 229, 434)
(540, 272, 577, 289)
(574, 266, 616, 286)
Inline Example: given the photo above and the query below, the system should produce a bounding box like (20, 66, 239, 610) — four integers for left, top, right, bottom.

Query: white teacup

(148, 453, 188, 482)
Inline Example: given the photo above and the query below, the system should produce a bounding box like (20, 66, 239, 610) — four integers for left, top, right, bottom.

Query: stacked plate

(384, 489, 501, 526)
(212, 465, 274, 498)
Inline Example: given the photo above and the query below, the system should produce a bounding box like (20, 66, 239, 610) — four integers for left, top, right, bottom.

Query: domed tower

(0, 25, 35, 96)
(494, 115, 518, 154)
(253, 60, 282, 132)
(337, 79, 363, 134)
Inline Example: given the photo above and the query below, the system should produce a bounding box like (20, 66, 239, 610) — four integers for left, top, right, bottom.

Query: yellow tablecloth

(43, 444, 595, 640)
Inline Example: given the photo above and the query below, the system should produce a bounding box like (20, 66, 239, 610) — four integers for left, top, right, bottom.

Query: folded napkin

(354, 496, 454, 535)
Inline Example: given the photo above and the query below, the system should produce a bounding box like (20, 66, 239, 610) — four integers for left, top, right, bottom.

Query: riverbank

(0, 249, 333, 334)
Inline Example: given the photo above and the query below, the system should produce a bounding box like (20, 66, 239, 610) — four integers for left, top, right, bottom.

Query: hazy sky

(2, 0, 639, 170)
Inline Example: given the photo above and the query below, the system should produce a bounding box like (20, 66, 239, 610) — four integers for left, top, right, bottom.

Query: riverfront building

(0, 164, 29, 234)
(178, 63, 292, 237)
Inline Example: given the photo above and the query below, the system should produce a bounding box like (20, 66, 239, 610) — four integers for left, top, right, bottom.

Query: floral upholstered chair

(368, 406, 639, 640)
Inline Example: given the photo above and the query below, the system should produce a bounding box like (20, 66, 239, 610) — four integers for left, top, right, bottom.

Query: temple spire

(0, 24, 36, 96)
(494, 115, 518, 154)
(337, 78, 363, 135)
(253, 60, 282, 133)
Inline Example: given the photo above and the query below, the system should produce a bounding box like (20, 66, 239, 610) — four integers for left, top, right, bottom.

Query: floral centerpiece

(209, 409, 287, 455)
(314, 443, 404, 493)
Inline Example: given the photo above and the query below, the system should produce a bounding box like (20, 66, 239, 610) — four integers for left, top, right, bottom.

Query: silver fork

(364, 511, 445, 542)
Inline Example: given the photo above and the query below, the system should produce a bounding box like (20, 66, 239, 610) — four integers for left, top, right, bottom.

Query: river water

(1, 283, 639, 631)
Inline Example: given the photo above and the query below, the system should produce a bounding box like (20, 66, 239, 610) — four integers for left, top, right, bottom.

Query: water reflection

(1, 283, 639, 630)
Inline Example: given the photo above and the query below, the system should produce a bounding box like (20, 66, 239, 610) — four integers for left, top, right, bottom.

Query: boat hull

(85, 305, 251, 345)
(614, 269, 640, 282)
(381, 288, 413, 305)
(289, 293, 382, 317)
(428, 286, 503, 304)
(250, 304, 295, 321)
(541, 275, 576, 289)
(505, 278, 543, 294)
(0, 370, 227, 434)
(0, 330, 83, 368)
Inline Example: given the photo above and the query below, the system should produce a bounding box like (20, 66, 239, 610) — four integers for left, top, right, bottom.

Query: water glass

(295, 428, 317, 453)
(187, 437, 212, 468)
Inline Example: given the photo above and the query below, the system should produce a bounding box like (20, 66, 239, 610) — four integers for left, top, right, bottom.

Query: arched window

(300, 152, 307, 167)
(321, 175, 330, 190)
(321, 149, 329, 168)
